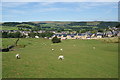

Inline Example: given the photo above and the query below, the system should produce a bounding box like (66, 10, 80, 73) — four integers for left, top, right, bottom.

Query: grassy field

(2, 38, 118, 78)
(1, 26, 18, 30)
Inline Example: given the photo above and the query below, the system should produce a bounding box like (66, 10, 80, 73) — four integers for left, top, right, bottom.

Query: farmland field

(2, 38, 118, 78)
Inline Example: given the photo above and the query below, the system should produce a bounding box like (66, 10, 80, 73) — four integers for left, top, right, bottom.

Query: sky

(1, 2, 118, 22)
(1, 0, 119, 2)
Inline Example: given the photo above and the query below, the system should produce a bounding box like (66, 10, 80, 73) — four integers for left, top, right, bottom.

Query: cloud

(40, 2, 55, 6)
(2, 3, 67, 16)
(2, 2, 29, 8)
(74, 2, 117, 12)
(38, 7, 66, 12)
(2, 2, 118, 22)
(2, 0, 119, 2)
(2, 2, 117, 16)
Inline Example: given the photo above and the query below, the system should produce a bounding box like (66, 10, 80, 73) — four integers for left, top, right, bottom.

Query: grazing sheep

(60, 48, 63, 51)
(58, 55, 64, 60)
(52, 49, 54, 51)
(16, 54, 20, 59)
(35, 36, 39, 38)
(93, 47, 96, 49)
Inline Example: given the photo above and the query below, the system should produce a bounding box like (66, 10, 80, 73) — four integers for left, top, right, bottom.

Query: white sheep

(93, 47, 96, 49)
(52, 49, 54, 51)
(60, 48, 63, 51)
(16, 54, 20, 59)
(58, 55, 64, 60)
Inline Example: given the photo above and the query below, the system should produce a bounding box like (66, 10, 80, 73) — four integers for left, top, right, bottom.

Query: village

(1, 26, 120, 40)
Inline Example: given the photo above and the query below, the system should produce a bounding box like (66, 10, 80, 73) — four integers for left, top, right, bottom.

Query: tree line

(1, 32, 54, 38)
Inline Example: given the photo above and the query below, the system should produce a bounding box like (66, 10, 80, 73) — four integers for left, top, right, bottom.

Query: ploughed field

(2, 38, 118, 78)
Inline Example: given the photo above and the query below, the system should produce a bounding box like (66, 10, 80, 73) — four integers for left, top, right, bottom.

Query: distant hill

(1, 21, 120, 31)
(30, 21, 119, 27)
(31, 21, 71, 24)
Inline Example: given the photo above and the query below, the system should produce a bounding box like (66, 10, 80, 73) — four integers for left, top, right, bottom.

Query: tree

(91, 30, 97, 34)
(16, 24, 33, 30)
(51, 36, 61, 43)
(80, 29, 87, 33)
(14, 32, 21, 38)
(2, 32, 8, 38)
(7, 32, 22, 38)
(97, 29, 104, 32)
(76, 30, 80, 33)
(116, 23, 120, 28)
(28, 32, 36, 38)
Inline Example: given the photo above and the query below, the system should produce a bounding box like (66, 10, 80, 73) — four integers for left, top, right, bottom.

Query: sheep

(52, 49, 54, 51)
(60, 48, 63, 51)
(93, 47, 95, 49)
(16, 54, 20, 59)
(58, 55, 64, 60)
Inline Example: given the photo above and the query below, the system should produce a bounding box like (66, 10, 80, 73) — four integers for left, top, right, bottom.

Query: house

(73, 33, 82, 39)
(80, 33, 89, 39)
(52, 34, 62, 39)
(57, 34, 62, 38)
(66, 34, 71, 39)
(61, 34, 67, 40)
(96, 34, 103, 38)
(66, 34, 77, 39)
(91, 34, 96, 38)
(117, 31, 120, 36)
(106, 31, 113, 37)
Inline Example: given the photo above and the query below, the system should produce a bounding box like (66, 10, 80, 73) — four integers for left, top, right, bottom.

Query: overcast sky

(1, 2, 118, 22)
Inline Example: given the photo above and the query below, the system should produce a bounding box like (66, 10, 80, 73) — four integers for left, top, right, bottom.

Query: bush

(51, 36, 61, 43)
(98, 37, 119, 43)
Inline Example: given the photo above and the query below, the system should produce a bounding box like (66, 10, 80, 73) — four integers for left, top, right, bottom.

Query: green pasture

(2, 38, 118, 78)
(1, 26, 18, 30)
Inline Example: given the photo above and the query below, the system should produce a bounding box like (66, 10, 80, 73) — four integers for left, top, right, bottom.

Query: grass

(98, 37, 119, 43)
(1, 26, 18, 30)
(2, 38, 118, 78)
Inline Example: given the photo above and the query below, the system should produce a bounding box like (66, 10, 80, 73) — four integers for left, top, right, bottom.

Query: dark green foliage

(38, 32, 54, 38)
(21, 22, 40, 27)
(51, 36, 61, 43)
(7, 32, 22, 38)
(2, 32, 8, 38)
(2, 32, 24, 38)
(76, 30, 80, 33)
(98, 22, 119, 28)
(16, 24, 32, 30)
(116, 23, 120, 28)
(91, 30, 97, 34)
(98, 29, 104, 32)
(80, 29, 87, 33)
(69, 22, 87, 26)
(2, 21, 120, 32)
(28, 32, 54, 38)
(28, 32, 36, 38)
(32, 27, 41, 31)
(2, 22, 21, 27)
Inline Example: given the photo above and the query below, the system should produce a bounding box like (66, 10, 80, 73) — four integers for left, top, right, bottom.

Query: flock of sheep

(15, 45, 64, 60)
(51, 48, 64, 60)
(15, 43, 96, 60)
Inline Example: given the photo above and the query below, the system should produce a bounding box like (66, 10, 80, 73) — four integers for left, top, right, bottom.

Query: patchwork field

(2, 38, 118, 78)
